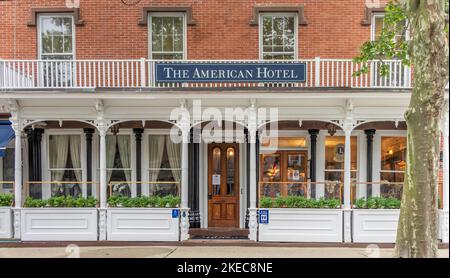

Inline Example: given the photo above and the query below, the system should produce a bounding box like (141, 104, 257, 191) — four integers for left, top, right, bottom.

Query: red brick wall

(0, 0, 389, 60)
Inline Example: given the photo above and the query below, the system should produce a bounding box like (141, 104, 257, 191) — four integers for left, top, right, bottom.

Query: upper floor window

(38, 15, 75, 60)
(260, 13, 297, 60)
(149, 13, 186, 60)
(371, 14, 407, 43)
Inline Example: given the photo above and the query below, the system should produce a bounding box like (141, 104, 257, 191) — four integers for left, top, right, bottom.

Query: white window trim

(42, 130, 86, 199)
(103, 130, 137, 197)
(143, 129, 181, 196)
(37, 14, 76, 60)
(372, 130, 407, 196)
(258, 13, 298, 60)
(371, 13, 410, 42)
(148, 12, 187, 60)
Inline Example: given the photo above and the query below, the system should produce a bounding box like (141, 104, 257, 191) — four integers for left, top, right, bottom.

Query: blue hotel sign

(155, 62, 306, 83)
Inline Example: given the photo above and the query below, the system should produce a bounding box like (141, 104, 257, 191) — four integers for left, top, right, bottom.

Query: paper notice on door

(212, 174, 221, 185)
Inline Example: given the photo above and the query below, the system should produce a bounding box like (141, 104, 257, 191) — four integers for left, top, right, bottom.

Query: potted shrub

(352, 197, 401, 243)
(106, 195, 181, 241)
(0, 193, 13, 238)
(258, 196, 343, 243)
(21, 195, 98, 241)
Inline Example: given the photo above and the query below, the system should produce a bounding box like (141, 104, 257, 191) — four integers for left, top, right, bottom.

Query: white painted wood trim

(21, 208, 98, 241)
(0, 207, 12, 238)
(258, 209, 343, 242)
(352, 209, 400, 243)
(107, 208, 179, 241)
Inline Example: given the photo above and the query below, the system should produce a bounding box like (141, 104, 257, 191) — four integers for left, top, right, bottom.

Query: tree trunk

(395, 0, 448, 258)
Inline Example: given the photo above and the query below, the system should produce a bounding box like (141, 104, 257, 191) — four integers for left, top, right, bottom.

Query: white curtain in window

(69, 135, 81, 182)
(50, 135, 69, 195)
(165, 135, 181, 182)
(117, 135, 131, 182)
(149, 135, 165, 194)
(106, 135, 117, 183)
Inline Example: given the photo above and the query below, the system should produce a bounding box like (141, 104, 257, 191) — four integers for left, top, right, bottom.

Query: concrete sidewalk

(0, 246, 448, 258)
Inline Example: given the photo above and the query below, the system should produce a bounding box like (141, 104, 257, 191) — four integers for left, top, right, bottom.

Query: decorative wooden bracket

(27, 7, 84, 26)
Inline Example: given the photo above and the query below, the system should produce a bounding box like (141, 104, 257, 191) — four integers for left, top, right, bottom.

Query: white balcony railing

(0, 58, 416, 90)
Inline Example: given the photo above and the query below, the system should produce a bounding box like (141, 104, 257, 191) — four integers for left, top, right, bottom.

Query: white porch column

(14, 130, 22, 209)
(98, 125, 107, 240)
(9, 103, 22, 239)
(343, 120, 353, 242)
(442, 103, 449, 212)
(441, 101, 449, 243)
(179, 120, 190, 241)
(12, 124, 23, 239)
(248, 105, 258, 241)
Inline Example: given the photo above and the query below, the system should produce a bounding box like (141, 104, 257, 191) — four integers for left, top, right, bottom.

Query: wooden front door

(208, 143, 240, 227)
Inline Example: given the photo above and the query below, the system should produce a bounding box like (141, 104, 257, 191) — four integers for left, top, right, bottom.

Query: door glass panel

(226, 147, 235, 196)
(287, 153, 307, 196)
(260, 154, 281, 197)
(212, 147, 221, 195)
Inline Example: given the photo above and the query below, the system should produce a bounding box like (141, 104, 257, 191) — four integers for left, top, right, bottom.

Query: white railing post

(140, 58, 146, 87)
(315, 57, 321, 87)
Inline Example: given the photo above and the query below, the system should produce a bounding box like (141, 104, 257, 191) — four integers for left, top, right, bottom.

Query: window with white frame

(324, 136, 358, 200)
(148, 135, 181, 197)
(149, 13, 185, 60)
(106, 135, 132, 197)
(39, 15, 74, 60)
(48, 135, 82, 197)
(0, 145, 14, 195)
(371, 14, 407, 43)
(380, 136, 406, 199)
(260, 13, 297, 60)
(371, 14, 409, 87)
(38, 14, 75, 87)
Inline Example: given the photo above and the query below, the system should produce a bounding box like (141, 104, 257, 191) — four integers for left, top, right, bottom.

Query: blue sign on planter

(155, 62, 306, 83)
(172, 209, 179, 218)
(259, 210, 269, 224)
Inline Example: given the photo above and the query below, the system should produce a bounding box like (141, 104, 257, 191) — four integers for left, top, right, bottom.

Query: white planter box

(258, 209, 343, 242)
(21, 208, 98, 241)
(352, 209, 400, 243)
(107, 208, 179, 241)
(439, 210, 449, 243)
(0, 207, 12, 238)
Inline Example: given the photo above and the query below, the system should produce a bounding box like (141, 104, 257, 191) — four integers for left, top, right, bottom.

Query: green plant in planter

(0, 193, 13, 207)
(353, 197, 401, 209)
(107, 195, 181, 208)
(259, 197, 272, 208)
(23, 196, 97, 208)
(259, 196, 341, 209)
(23, 197, 47, 208)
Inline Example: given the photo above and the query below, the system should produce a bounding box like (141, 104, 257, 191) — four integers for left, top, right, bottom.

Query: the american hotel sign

(155, 62, 306, 83)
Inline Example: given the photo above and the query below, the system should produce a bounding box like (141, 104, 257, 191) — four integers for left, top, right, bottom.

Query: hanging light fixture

(110, 125, 119, 136)
(327, 123, 337, 136)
